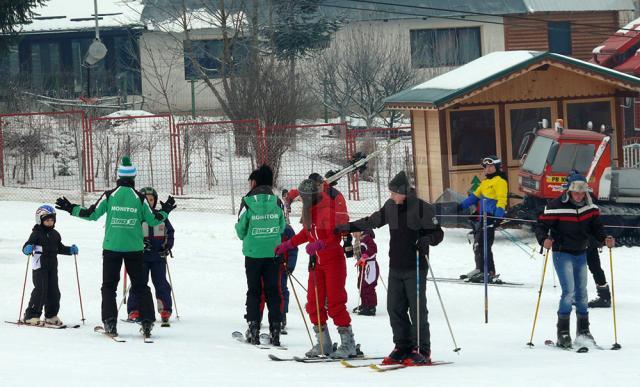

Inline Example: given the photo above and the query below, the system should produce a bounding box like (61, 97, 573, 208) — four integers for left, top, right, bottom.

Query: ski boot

(357, 306, 376, 316)
(127, 310, 140, 323)
(329, 325, 357, 359)
(576, 314, 595, 345)
(280, 315, 287, 335)
(460, 268, 480, 280)
(23, 317, 42, 326)
(245, 321, 260, 345)
(556, 315, 572, 348)
(305, 325, 332, 357)
(588, 284, 611, 308)
(160, 310, 171, 325)
(103, 318, 118, 336)
(141, 320, 153, 338)
(269, 322, 281, 347)
(382, 346, 409, 365)
(44, 316, 63, 326)
(403, 348, 430, 366)
(352, 305, 362, 314)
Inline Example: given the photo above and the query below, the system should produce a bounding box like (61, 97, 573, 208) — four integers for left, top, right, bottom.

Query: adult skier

(275, 177, 356, 359)
(236, 165, 286, 346)
(335, 171, 444, 366)
(459, 155, 508, 282)
(55, 156, 176, 338)
(535, 171, 614, 348)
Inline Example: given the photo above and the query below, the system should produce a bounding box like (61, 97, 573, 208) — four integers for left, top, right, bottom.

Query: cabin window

(410, 27, 481, 68)
(566, 101, 611, 131)
(548, 21, 572, 55)
(450, 109, 496, 166)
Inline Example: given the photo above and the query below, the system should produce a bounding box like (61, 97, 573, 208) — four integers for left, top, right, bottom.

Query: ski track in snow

(0, 201, 638, 386)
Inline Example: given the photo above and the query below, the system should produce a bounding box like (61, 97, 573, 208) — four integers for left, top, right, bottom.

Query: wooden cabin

(385, 50, 640, 202)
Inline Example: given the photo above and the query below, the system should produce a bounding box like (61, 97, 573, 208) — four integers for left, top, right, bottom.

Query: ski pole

(552, 265, 557, 288)
(482, 200, 489, 324)
(609, 247, 621, 350)
(73, 254, 85, 324)
(167, 251, 180, 319)
(426, 254, 461, 353)
(357, 261, 366, 309)
(122, 268, 128, 305)
(289, 272, 308, 293)
(527, 249, 550, 347)
(18, 254, 31, 322)
(287, 271, 314, 347)
(310, 255, 326, 356)
(416, 249, 421, 351)
(117, 283, 131, 313)
(378, 267, 388, 292)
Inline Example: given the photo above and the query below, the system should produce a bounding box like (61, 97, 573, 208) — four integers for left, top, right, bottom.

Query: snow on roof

(412, 51, 541, 91)
(522, 0, 634, 13)
(21, 0, 144, 33)
(617, 16, 640, 34)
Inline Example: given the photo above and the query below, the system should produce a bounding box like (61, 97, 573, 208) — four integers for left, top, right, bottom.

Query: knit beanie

(117, 156, 137, 178)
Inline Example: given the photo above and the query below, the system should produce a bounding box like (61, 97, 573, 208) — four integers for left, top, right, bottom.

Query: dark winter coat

(23, 225, 72, 271)
(535, 194, 607, 254)
(342, 189, 444, 271)
(142, 219, 175, 262)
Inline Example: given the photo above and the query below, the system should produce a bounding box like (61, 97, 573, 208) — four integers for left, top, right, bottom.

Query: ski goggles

(481, 157, 501, 167)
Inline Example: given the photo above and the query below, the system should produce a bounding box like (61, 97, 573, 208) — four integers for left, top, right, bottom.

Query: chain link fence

(1, 111, 413, 215)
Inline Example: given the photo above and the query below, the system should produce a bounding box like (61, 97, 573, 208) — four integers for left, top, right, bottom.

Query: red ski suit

(290, 189, 351, 327)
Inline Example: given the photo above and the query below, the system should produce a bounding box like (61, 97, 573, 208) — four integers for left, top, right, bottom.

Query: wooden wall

(460, 64, 619, 106)
(411, 110, 445, 202)
(504, 11, 619, 61)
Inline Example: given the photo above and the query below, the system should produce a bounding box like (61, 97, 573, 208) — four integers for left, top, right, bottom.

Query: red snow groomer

(511, 119, 640, 246)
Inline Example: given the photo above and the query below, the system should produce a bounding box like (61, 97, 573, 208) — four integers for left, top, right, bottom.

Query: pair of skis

(94, 326, 153, 343)
(268, 354, 453, 371)
(5, 320, 80, 329)
(232, 331, 287, 350)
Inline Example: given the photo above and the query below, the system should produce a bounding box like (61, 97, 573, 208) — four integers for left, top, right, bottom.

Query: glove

(355, 253, 369, 267)
(70, 245, 79, 255)
(159, 249, 170, 259)
(275, 240, 294, 256)
(160, 196, 177, 214)
(334, 224, 351, 235)
(22, 245, 34, 255)
(305, 240, 326, 256)
(274, 255, 285, 265)
(55, 196, 75, 214)
(417, 235, 436, 253)
(343, 234, 354, 258)
(144, 239, 152, 252)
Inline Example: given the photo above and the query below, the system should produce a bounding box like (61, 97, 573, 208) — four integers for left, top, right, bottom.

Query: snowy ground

(0, 201, 638, 386)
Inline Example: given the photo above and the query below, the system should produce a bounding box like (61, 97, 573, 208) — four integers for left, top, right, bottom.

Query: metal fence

(1, 111, 412, 215)
(623, 137, 640, 168)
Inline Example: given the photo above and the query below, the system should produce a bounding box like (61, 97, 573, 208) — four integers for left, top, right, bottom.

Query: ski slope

(0, 200, 638, 386)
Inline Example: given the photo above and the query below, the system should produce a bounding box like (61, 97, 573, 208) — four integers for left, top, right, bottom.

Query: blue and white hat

(117, 156, 137, 178)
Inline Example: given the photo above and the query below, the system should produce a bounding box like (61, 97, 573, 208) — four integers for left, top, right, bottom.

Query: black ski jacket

(23, 225, 72, 270)
(535, 194, 607, 254)
(341, 189, 443, 271)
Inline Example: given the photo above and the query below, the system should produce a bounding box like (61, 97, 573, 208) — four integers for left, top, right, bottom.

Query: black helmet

(308, 173, 323, 184)
(298, 178, 321, 196)
(481, 155, 502, 170)
(140, 187, 158, 208)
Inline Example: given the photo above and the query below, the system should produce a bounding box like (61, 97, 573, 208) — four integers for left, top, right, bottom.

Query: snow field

(0, 201, 638, 386)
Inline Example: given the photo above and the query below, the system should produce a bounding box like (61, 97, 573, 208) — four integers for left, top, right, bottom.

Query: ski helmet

(35, 205, 56, 225)
(481, 155, 502, 170)
(308, 173, 323, 184)
(140, 187, 158, 208)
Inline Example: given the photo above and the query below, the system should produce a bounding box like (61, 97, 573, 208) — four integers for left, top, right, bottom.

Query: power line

(347, 0, 638, 34)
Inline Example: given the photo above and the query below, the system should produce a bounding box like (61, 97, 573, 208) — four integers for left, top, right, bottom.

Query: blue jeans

(553, 251, 588, 316)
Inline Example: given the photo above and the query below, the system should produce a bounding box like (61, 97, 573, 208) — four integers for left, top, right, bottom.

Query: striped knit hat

(117, 156, 137, 178)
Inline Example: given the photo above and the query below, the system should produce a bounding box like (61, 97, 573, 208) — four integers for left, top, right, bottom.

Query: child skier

(127, 187, 175, 325)
(535, 172, 615, 348)
(21, 205, 78, 326)
(236, 165, 286, 346)
(351, 230, 379, 316)
(275, 178, 357, 359)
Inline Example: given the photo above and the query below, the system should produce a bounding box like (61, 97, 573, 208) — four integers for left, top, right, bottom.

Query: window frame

(409, 26, 482, 69)
(505, 102, 557, 167)
(446, 105, 501, 171)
